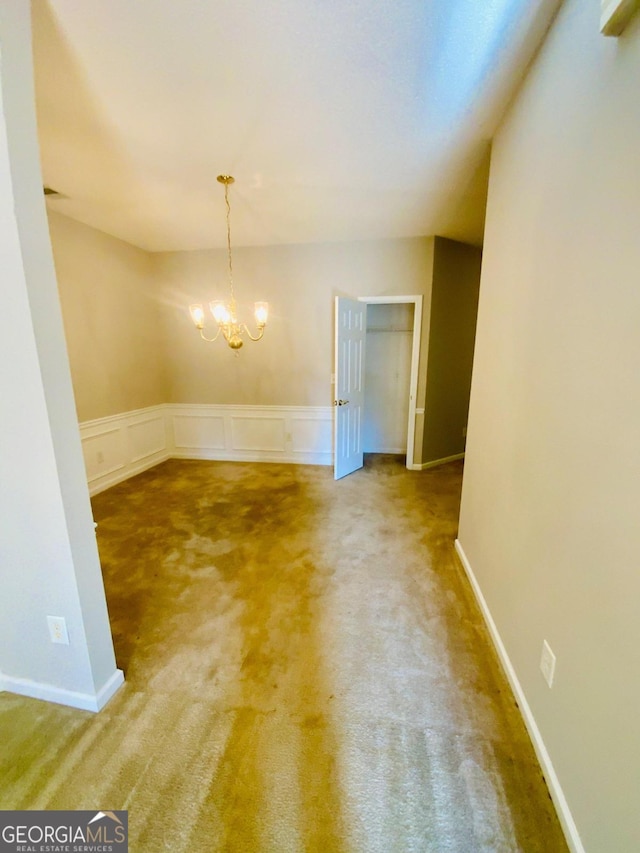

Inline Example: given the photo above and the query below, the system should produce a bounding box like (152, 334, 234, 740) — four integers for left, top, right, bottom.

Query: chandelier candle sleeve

(210, 300, 232, 325)
(255, 302, 269, 326)
(189, 304, 205, 329)
(188, 175, 268, 350)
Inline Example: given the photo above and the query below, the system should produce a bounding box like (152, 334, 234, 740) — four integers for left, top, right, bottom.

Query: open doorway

(333, 295, 422, 479)
(359, 295, 422, 469)
(363, 302, 414, 455)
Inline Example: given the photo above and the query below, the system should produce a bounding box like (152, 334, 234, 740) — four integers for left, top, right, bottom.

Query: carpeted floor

(0, 455, 568, 852)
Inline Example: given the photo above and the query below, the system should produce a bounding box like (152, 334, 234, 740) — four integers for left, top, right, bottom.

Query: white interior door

(334, 297, 366, 479)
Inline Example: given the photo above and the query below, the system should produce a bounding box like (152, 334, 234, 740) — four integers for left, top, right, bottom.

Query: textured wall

(48, 211, 168, 422)
(458, 1, 640, 850)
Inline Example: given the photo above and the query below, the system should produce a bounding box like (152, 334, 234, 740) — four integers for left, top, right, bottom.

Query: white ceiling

(32, 0, 560, 252)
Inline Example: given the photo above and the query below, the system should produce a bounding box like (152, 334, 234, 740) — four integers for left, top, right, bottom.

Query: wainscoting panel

(173, 413, 226, 451)
(291, 415, 333, 454)
(129, 415, 167, 462)
(80, 405, 334, 494)
(80, 406, 169, 495)
(82, 428, 126, 483)
(168, 404, 333, 466)
(231, 416, 286, 452)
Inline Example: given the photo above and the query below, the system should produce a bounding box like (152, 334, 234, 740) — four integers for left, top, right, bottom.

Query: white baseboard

(418, 452, 465, 470)
(80, 405, 169, 496)
(0, 668, 124, 713)
(453, 540, 585, 853)
(170, 447, 331, 465)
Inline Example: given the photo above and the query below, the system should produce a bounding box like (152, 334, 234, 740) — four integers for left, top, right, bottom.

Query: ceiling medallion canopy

(189, 175, 268, 350)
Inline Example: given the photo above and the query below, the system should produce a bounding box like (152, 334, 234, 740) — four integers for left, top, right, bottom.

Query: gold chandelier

(189, 175, 268, 350)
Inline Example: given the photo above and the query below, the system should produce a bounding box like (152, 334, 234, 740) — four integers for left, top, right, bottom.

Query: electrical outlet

(47, 615, 69, 645)
(540, 639, 556, 688)
(97, 451, 104, 464)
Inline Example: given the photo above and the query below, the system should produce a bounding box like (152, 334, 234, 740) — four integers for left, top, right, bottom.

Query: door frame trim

(358, 295, 423, 470)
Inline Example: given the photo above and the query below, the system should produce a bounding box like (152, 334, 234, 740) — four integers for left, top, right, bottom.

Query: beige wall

(0, 0, 119, 705)
(458, 2, 640, 850)
(422, 237, 481, 464)
(47, 211, 167, 422)
(156, 237, 434, 459)
(48, 217, 440, 463)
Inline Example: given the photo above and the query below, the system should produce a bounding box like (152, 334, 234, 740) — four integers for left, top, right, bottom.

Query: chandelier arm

(200, 326, 223, 343)
(242, 324, 265, 342)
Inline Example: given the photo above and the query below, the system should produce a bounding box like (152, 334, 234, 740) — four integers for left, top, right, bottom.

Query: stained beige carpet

(0, 456, 567, 852)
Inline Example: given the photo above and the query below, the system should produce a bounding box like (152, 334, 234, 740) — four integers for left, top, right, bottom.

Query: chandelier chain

(224, 182, 235, 304)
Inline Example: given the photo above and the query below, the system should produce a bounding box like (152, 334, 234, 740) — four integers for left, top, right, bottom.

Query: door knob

(337, 399, 349, 406)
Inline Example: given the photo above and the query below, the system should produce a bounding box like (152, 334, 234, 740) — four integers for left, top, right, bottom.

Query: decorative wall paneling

(80, 406, 169, 495)
(169, 404, 333, 467)
(80, 404, 333, 495)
